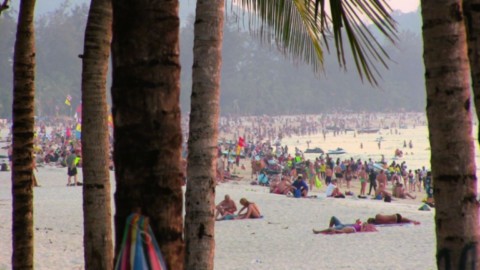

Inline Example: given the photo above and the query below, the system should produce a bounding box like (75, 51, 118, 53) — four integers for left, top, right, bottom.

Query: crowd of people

(1, 118, 109, 187)
(239, 142, 434, 205)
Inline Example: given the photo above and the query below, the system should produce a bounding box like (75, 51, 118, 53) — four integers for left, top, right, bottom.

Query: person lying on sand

(236, 198, 261, 219)
(312, 216, 377, 234)
(367, 213, 420, 225)
(215, 195, 237, 221)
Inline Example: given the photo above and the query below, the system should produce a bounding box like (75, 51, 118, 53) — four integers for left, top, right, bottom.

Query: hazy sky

(9, 0, 420, 18)
(387, 0, 420, 13)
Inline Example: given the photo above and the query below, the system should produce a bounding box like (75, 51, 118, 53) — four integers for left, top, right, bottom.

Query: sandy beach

(2, 121, 474, 269)
(0, 168, 436, 270)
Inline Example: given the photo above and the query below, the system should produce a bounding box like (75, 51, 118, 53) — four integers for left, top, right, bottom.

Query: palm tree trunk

(184, 0, 224, 269)
(111, 1, 184, 268)
(464, 0, 480, 137)
(421, 1, 479, 269)
(81, 0, 113, 269)
(12, 0, 36, 269)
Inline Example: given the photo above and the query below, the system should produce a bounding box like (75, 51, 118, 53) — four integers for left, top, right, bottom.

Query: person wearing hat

(291, 174, 309, 197)
(325, 178, 344, 198)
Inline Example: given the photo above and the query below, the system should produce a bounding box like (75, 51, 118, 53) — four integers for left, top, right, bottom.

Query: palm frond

(234, 0, 398, 85)
(235, 0, 325, 73)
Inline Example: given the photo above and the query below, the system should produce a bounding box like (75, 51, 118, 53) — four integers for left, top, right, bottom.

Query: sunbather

(367, 213, 420, 225)
(312, 216, 377, 234)
(236, 198, 261, 219)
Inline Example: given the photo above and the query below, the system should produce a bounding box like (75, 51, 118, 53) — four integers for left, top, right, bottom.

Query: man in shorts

(66, 150, 78, 186)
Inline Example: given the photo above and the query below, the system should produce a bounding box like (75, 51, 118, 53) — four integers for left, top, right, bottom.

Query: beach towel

(115, 213, 168, 270)
(375, 223, 416, 227)
(217, 215, 264, 221)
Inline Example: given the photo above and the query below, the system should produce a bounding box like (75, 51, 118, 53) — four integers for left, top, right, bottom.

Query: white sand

(0, 168, 436, 270)
(0, 124, 449, 270)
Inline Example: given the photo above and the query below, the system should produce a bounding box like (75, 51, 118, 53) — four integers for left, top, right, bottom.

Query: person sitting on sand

(367, 213, 420, 225)
(215, 195, 237, 221)
(291, 174, 309, 197)
(312, 216, 377, 234)
(392, 183, 416, 199)
(325, 178, 344, 198)
(270, 175, 292, 195)
(236, 198, 261, 219)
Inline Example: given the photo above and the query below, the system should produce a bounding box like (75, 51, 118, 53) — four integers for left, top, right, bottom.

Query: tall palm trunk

(80, 0, 113, 269)
(464, 0, 480, 135)
(11, 0, 36, 269)
(184, 0, 224, 269)
(421, 1, 479, 269)
(111, 1, 184, 268)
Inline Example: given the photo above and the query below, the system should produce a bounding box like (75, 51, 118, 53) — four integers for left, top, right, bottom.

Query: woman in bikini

(236, 198, 261, 219)
(358, 167, 368, 196)
(312, 216, 378, 234)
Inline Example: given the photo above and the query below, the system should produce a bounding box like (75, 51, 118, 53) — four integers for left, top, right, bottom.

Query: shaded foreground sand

(0, 166, 436, 270)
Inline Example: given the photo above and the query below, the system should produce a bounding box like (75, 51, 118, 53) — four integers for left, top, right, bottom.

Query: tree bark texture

(111, 0, 184, 268)
(12, 0, 36, 269)
(464, 0, 480, 141)
(81, 0, 113, 269)
(421, 1, 480, 269)
(184, 0, 224, 269)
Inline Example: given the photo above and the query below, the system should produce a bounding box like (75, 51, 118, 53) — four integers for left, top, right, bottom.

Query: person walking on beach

(31, 153, 40, 187)
(334, 162, 343, 188)
(325, 165, 333, 185)
(66, 150, 79, 186)
(376, 170, 387, 189)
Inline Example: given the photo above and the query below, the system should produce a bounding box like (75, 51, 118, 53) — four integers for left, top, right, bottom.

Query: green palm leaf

(235, 0, 397, 85)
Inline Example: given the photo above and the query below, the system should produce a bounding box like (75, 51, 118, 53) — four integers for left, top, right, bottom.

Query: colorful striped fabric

(115, 213, 168, 270)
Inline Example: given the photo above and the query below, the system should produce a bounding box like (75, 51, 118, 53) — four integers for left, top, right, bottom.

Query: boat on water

(327, 148, 346, 155)
(357, 127, 380, 134)
(304, 147, 324, 154)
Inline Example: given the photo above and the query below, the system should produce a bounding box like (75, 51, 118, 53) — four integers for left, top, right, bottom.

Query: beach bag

(115, 213, 168, 270)
(315, 175, 323, 188)
(294, 189, 302, 198)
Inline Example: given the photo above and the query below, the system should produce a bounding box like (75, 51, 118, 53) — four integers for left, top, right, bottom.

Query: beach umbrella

(115, 213, 168, 270)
